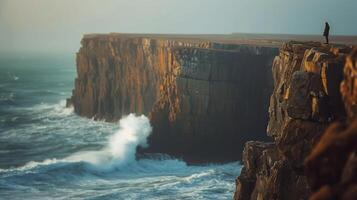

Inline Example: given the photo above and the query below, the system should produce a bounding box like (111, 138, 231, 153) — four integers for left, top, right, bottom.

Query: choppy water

(0, 54, 241, 200)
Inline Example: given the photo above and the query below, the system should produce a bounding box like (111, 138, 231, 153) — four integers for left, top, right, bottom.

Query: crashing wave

(0, 114, 152, 173)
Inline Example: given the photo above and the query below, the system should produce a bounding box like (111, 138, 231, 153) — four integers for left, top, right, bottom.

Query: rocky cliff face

(305, 48, 357, 200)
(234, 41, 356, 200)
(67, 34, 279, 161)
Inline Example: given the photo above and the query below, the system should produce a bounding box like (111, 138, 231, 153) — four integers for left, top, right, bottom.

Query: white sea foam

(0, 92, 14, 102)
(183, 170, 215, 183)
(21, 100, 73, 117)
(66, 114, 152, 171)
(0, 158, 60, 173)
(51, 100, 74, 116)
(0, 114, 152, 173)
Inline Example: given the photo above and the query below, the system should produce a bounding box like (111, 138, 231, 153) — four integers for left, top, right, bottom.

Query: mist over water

(0, 54, 241, 199)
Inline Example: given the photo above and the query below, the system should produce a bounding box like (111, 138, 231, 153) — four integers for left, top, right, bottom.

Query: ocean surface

(0, 54, 241, 200)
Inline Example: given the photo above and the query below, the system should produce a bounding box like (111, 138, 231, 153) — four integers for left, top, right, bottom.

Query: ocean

(0, 54, 241, 200)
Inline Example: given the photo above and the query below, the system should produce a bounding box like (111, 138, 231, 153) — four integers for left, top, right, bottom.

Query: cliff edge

(234, 41, 356, 200)
(67, 34, 279, 161)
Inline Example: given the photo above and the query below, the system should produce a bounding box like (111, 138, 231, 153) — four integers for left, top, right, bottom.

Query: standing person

(323, 22, 330, 44)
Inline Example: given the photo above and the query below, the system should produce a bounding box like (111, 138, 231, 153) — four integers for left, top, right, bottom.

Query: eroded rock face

(234, 41, 353, 200)
(341, 48, 357, 119)
(305, 120, 357, 200)
(305, 48, 357, 200)
(68, 34, 279, 161)
(234, 141, 279, 200)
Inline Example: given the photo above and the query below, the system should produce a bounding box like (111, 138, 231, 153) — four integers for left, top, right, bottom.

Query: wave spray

(66, 114, 152, 171)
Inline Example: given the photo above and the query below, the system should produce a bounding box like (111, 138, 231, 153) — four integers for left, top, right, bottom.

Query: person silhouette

(323, 22, 330, 44)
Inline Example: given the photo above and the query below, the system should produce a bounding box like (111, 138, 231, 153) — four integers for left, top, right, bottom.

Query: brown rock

(234, 141, 310, 200)
(342, 185, 357, 200)
(309, 185, 335, 200)
(68, 34, 279, 161)
(305, 120, 357, 190)
(234, 168, 257, 200)
(305, 121, 357, 200)
(235, 41, 352, 200)
(341, 48, 357, 119)
(234, 141, 280, 200)
(305, 47, 357, 200)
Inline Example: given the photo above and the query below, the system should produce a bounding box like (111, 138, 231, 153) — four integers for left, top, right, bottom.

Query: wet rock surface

(235, 41, 355, 200)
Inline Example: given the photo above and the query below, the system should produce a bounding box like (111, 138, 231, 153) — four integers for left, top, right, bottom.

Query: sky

(0, 0, 356, 53)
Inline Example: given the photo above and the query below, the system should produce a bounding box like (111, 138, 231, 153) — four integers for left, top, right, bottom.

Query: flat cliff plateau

(234, 41, 357, 200)
(67, 33, 279, 162)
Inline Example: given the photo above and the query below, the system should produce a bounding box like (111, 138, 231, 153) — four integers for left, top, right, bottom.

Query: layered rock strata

(234, 41, 354, 200)
(67, 34, 279, 161)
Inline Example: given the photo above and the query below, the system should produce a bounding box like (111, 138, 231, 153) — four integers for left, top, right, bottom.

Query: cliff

(234, 41, 356, 200)
(67, 34, 279, 161)
(305, 48, 357, 200)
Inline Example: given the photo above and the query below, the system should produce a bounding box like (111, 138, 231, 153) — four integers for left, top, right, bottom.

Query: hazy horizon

(1, 0, 357, 54)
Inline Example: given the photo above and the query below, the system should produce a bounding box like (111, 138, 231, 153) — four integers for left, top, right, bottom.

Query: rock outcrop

(67, 34, 279, 161)
(305, 47, 357, 200)
(234, 41, 355, 200)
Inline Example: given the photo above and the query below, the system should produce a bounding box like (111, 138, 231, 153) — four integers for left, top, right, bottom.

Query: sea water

(0, 54, 241, 200)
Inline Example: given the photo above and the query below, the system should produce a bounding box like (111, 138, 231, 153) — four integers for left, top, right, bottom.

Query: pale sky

(0, 0, 356, 53)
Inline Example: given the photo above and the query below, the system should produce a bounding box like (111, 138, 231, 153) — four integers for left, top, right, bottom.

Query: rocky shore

(67, 34, 356, 198)
(234, 41, 357, 200)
